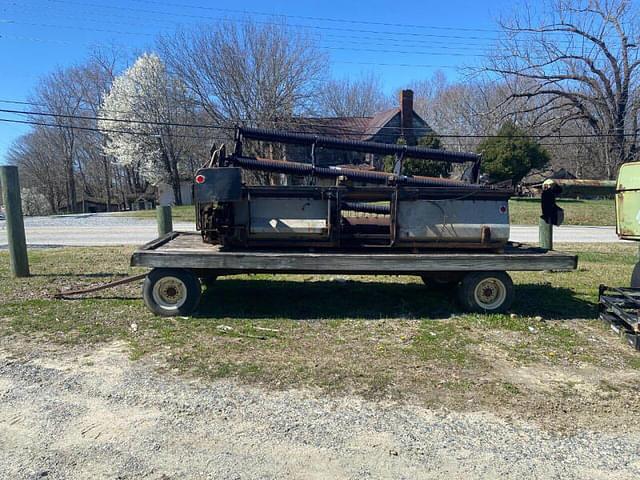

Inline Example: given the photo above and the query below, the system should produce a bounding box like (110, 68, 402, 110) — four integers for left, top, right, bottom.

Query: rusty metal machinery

(194, 127, 513, 250)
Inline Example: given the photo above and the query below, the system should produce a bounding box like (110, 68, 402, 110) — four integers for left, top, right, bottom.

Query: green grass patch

(115, 205, 195, 222)
(0, 242, 638, 411)
(509, 198, 615, 226)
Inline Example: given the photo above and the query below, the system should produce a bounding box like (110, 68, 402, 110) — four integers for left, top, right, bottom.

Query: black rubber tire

(421, 273, 463, 290)
(142, 268, 201, 317)
(457, 271, 514, 313)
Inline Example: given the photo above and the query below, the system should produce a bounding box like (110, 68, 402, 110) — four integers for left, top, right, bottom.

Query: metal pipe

(231, 155, 499, 191)
(238, 127, 480, 164)
(341, 201, 391, 215)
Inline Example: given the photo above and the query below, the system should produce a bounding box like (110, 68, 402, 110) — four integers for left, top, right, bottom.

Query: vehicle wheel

(143, 268, 201, 317)
(457, 271, 514, 313)
(632, 262, 640, 288)
(421, 272, 463, 290)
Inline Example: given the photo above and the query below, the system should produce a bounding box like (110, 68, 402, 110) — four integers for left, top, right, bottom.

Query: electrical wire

(0, 116, 229, 140)
(2, 106, 637, 149)
(2, 102, 639, 140)
(0, 107, 235, 131)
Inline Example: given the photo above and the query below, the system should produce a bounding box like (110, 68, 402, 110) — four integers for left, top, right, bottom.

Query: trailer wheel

(421, 272, 463, 290)
(631, 262, 640, 288)
(143, 268, 201, 317)
(457, 271, 514, 313)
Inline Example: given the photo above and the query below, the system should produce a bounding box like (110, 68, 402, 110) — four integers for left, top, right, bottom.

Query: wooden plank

(131, 232, 577, 273)
(0, 166, 30, 277)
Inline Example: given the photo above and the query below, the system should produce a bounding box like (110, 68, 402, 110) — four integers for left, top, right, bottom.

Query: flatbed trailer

(131, 232, 577, 316)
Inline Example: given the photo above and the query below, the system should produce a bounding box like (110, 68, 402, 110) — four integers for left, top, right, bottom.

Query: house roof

(287, 116, 372, 140)
(284, 107, 429, 142)
(364, 107, 400, 139)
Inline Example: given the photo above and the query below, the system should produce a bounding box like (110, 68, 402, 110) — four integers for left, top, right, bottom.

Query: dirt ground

(2, 336, 640, 480)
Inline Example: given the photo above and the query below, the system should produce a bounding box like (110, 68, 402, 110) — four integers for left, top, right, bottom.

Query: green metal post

(157, 205, 173, 237)
(0, 166, 29, 277)
(538, 217, 553, 251)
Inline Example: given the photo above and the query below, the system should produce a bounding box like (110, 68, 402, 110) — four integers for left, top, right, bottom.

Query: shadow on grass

(196, 279, 594, 320)
(510, 284, 595, 319)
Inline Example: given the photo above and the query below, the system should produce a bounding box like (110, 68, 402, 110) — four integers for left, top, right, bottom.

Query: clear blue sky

(0, 0, 513, 164)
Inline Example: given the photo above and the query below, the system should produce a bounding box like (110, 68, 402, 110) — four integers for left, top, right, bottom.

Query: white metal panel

(249, 197, 329, 236)
(397, 199, 510, 243)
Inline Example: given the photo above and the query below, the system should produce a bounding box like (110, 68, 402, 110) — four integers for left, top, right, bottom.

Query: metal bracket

(234, 126, 243, 157)
(393, 146, 407, 176)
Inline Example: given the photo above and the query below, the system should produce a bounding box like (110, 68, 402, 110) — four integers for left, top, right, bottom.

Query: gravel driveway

(0, 213, 628, 247)
(1, 339, 638, 480)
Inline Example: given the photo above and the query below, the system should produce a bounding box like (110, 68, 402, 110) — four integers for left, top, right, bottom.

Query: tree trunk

(66, 157, 76, 214)
(103, 157, 112, 212)
(161, 146, 183, 206)
(171, 176, 182, 206)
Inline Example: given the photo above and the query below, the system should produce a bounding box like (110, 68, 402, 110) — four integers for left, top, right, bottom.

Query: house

(60, 196, 121, 214)
(157, 181, 194, 206)
(281, 90, 433, 169)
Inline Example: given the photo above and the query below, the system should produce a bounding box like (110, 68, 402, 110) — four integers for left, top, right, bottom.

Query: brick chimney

(399, 89, 414, 141)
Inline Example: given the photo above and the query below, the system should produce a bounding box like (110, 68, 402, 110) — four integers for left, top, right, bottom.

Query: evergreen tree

(477, 121, 549, 183)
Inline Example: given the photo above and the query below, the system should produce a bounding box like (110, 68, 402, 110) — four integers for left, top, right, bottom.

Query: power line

(0, 116, 230, 140)
(0, 18, 487, 57)
(2, 1, 501, 49)
(4, 104, 639, 141)
(2, 115, 635, 149)
(128, 0, 502, 34)
(40, 0, 507, 42)
(40, 0, 597, 46)
(0, 107, 234, 131)
(0, 34, 468, 68)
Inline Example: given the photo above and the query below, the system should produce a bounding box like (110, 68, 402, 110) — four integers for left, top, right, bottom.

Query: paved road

(0, 213, 630, 247)
(0, 214, 195, 248)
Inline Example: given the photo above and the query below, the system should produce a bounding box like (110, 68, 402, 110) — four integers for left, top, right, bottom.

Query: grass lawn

(510, 198, 615, 225)
(1, 242, 638, 431)
(116, 198, 617, 226)
(117, 205, 195, 222)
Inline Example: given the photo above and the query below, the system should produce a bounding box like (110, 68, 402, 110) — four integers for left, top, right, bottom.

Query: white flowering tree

(99, 53, 197, 205)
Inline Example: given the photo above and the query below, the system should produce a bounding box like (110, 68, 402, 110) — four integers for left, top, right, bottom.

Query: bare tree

(157, 19, 328, 128)
(29, 67, 86, 212)
(70, 50, 121, 211)
(319, 72, 392, 117)
(7, 128, 66, 213)
(487, 0, 640, 178)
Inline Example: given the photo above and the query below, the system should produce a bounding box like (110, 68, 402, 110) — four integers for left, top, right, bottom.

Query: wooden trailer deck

(131, 232, 578, 275)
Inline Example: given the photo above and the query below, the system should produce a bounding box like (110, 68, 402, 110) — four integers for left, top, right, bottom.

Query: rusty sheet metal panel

(542, 178, 616, 197)
(248, 197, 329, 237)
(396, 199, 510, 245)
(616, 162, 640, 240)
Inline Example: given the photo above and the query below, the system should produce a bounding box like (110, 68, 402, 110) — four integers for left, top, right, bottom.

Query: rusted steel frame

(52, 273, 147, 298)
(237, 126, 480, 163)
(341, 201, 391, 215)
(598, 285, 640, 351)
(545, 179, 617, 187)
(231, 155, 501, 190)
